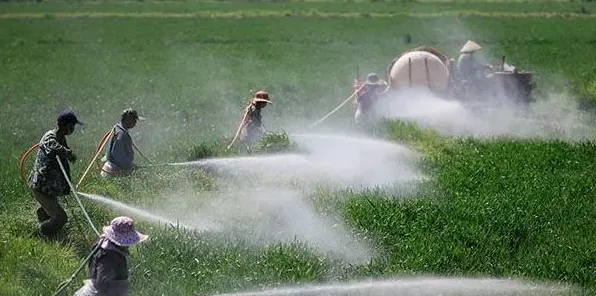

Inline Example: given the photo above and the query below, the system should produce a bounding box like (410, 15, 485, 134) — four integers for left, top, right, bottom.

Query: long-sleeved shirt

(28, 129, 71, 196)
(88, 239, 130, 296)
(105, 123, 134, 171)
(457, 53, 483, 80)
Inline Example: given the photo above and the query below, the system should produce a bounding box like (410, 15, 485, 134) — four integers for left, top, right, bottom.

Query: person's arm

(42, 133, 71, 157)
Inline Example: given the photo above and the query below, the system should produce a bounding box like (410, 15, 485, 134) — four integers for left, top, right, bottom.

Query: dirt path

(1, 10, 594, 19)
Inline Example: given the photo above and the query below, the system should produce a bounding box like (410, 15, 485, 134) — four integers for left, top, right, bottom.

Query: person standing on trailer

(28, 110, 83, 239)
(74, 216, 149, 296)
(101, 109, 145, 177)
(456, 40, 494, 82)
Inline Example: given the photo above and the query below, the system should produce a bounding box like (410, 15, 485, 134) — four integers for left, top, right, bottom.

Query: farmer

(101, 108, 144, 177)
(456, 40, 493, 81)
(227, 90, 273, 149)
(74, 216, 149, 296)
(353, 72, 388, 124)
(28, 110, 83, 239)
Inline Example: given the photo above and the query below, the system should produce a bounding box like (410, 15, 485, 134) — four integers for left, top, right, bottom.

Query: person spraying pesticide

(353, 73, 389, 124)
(100, 109, 146, 177)
(73, 216, 149, 296)
(28, 110, 83, 239)
(227, 90, 273, 149)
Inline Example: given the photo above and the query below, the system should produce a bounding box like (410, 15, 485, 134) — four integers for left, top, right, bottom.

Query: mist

(209, 276, 574, 296)
(370, 87, 596, 141)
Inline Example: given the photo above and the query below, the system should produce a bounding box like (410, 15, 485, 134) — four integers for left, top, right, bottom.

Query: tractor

(379, 44, 536, 107)
(315, 42, 536, 127)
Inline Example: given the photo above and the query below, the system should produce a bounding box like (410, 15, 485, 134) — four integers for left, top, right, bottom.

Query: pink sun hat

(102, 216, 149, 247)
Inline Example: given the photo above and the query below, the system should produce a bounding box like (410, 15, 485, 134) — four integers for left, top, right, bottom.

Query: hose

(18, 143, 39, 184)
(54, 155, 103, 295)
(77, 129, 113, 188)
(309, 84, 365, 128)
(132, 142, 154, 165)
(56, 155, 101, 237)
(52, 238, 104, 296)
(227, 103, 251, 150)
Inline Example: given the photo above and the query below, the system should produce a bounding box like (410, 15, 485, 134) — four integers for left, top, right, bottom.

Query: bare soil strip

(1, 11, 594, 19)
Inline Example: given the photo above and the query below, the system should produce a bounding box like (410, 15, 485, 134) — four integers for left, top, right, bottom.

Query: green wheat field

(1, 0, 596, 295)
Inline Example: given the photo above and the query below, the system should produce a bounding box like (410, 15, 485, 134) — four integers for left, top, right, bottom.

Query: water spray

(76, 192, 205, 231)
(209, 277, 572, 296)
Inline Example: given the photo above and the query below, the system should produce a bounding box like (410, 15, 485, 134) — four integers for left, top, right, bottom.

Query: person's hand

(353, 79, 364, 90)
(67, 151, 77, 162)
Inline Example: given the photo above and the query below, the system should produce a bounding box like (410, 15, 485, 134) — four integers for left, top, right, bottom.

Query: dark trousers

(33, 190, 68, 238)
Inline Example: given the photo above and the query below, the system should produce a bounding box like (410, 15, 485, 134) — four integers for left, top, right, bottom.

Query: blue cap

(57, 110, 84, 125)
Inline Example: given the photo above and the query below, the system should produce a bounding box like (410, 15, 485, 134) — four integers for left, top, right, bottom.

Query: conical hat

(460, 40, 482, 53)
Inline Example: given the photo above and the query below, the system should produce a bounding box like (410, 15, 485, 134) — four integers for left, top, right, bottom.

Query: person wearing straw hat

(28, 110, 83, 239)
(456, 40, 493, 81)
(238, 90, 273, 146)
(353, 73, 388, 124)
(74, 216, 149, 296)
(101, 108, 145, 177)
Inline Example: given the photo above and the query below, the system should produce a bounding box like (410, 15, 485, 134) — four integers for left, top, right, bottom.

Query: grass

(1, 0, 596, 295)
(345, 136, 596, 287)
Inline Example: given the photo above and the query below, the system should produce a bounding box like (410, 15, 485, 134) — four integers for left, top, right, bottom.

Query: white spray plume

(164, 185, 375, 264)
(83, 132, 427, 264)
(169, 132, 426, 189)
(210, 276, 574, 296)
(77, 191, 218, 232)
(159, 132, 427, 263)
(371, 87, 596, 141)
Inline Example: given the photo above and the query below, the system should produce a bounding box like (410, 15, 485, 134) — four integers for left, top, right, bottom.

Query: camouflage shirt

(28, 129, 72, 197)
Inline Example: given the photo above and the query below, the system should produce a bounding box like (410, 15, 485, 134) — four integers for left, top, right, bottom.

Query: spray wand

(309, 64, 366, 128)
(309, 84, 366, 128)
(53, 155, 103, 296)
(226, 101, 252, 150)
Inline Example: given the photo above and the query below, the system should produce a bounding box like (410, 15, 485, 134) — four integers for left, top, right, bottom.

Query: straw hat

(252, 90, 273, 104)
(460, 40, 482, 54)
(102, 216, 148, 247)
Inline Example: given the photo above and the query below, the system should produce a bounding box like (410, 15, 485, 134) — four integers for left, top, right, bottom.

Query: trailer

(381, 45, 535, 106)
